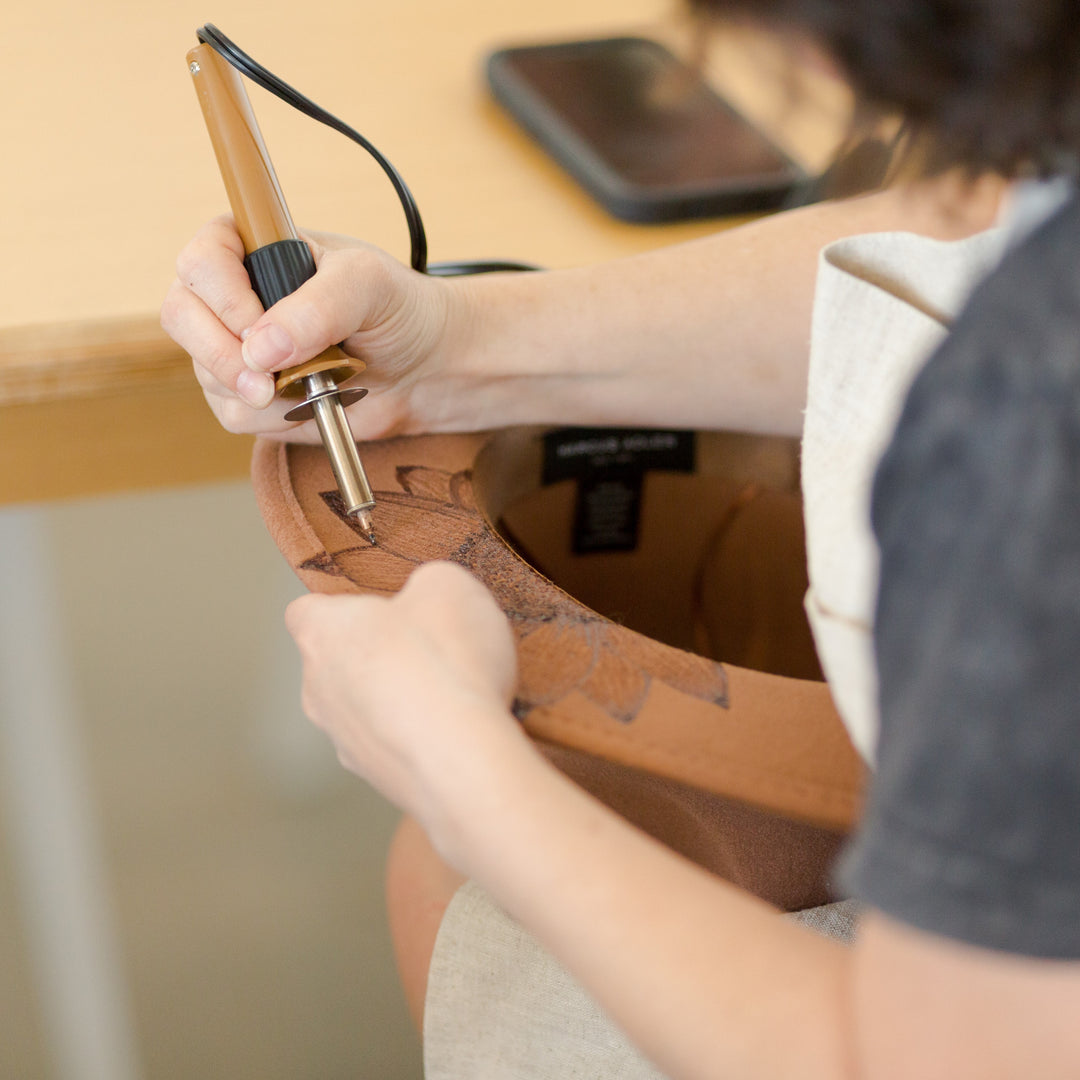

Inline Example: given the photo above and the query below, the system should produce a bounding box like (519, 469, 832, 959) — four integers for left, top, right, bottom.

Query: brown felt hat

(253, 427, 866, 909)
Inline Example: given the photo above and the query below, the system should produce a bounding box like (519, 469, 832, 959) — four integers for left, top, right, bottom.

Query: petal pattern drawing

(301, 463, 729, 727)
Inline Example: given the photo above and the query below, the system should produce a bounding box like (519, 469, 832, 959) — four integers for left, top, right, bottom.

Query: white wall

(0, 481, 420, 1079)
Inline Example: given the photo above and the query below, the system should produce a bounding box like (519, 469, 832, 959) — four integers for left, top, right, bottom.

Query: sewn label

(542, 428, 695, 553)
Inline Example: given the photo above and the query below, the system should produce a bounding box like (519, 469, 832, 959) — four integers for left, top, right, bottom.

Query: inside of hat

(472, 428, 823, 680)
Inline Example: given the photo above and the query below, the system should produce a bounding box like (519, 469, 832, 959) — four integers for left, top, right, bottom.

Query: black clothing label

(542, 428, 695, 553)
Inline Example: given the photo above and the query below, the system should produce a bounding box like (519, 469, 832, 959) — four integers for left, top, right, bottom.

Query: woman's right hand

(160, 216, 462, 442)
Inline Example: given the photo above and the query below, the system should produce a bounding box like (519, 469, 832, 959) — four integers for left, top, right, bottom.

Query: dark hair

(690, 0, 1080, 177)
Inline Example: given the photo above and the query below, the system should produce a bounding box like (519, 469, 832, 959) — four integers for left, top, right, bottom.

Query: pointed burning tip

(354, 507, 377, 546)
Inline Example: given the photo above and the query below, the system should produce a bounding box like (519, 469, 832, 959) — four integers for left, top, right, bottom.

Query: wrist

(436, 268, 627, 430)
(402, 272, 514, 433)
(413, 697, 550, 874)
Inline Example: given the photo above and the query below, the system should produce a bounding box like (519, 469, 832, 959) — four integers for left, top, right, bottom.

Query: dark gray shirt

(840, 193, 1080, 958)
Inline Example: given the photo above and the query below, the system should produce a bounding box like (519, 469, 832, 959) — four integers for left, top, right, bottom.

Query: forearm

(288, 565, 852, 1076)
(443, 177, 1002, 437)
(432, 722, 853, 1080)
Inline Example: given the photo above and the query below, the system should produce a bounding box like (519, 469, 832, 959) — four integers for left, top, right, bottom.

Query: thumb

(240, 244, 399, 374)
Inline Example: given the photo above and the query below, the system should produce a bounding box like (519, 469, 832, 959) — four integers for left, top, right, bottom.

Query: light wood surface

(0, 0, 848, 504)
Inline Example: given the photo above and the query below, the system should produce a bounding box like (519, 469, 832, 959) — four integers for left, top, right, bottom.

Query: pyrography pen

(186, 24, 536, 533)
(187, 34, 376, 541)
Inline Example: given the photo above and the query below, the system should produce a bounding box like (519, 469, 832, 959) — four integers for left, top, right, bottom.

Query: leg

(385, 815, 466, 1031)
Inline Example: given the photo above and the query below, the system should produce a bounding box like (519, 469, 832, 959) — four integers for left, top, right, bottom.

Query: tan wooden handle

(187, 43, 363, 391)
(187, 43, 297, 251)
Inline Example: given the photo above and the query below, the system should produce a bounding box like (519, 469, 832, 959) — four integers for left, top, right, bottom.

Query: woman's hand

(284, 562, 532, 861)
(162, 187, 993, 451)
(160, 217, 461, 441)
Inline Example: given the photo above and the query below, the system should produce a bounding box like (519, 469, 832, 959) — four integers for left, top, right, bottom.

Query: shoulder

(843, 193, 1080, 959)
(875, 193, 1080, 490)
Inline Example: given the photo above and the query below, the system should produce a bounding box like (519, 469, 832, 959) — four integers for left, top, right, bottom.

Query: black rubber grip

(244, 239, 317, 310)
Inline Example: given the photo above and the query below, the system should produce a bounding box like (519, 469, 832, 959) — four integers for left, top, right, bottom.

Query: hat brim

(252, 428, 864, 831)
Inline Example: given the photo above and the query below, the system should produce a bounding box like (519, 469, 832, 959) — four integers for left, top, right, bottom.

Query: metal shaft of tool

(305, 370, 375, 528)
(187, 41, 375, 537)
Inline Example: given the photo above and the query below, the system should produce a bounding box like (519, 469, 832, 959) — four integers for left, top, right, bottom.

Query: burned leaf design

(298, 550, 348, 578)
(450, 530, 563, 625)
(299, 462, 728, 724)
(394, 465, 458, 502)
(514, 617, 654, 723)
(299, 467, 482, 593)
(515, 617, 600, 707)
(514, 614, 725, 724)
(580, 635, 656, 724)
(620, 633, 729, 709)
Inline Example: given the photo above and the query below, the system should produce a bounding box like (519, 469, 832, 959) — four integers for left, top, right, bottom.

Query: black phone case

(486, 37, 809, 224)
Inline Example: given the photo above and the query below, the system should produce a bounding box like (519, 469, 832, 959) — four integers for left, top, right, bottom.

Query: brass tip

(354, 507, 377, 545)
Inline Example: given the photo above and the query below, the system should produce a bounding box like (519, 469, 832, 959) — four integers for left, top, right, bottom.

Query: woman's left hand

(285, 562, 530, 858)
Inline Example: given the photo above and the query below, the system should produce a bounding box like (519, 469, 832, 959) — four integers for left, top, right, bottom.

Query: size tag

(542, 428, 696, 553)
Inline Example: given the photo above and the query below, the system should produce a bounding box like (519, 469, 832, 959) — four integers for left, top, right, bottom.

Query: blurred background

(0, 484, 421, 1078)
(0, 0, 847, 1075)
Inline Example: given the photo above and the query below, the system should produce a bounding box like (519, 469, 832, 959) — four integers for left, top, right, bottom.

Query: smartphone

(486, 36, 809, 223)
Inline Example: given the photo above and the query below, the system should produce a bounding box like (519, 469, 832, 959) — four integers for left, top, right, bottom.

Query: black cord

(196, 24, 538, 278)
(427, 260, 539, 276)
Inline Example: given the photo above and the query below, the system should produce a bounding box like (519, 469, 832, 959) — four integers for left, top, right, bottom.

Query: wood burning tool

(187, 32, 378, 541)
(185, 25, 538, 544)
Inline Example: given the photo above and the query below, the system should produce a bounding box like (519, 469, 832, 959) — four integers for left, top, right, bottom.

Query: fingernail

(241, 323, 293, 371)
(236, 369, 276, 408)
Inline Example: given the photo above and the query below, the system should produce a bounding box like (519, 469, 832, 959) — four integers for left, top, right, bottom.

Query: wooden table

(0, 0, 846, 505)
(0, 3, 845, 1076)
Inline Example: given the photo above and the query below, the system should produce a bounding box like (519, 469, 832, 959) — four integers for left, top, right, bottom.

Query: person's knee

(385, 816, 467, 1030)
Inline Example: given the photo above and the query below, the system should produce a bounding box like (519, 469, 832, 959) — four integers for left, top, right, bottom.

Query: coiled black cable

(195, 24, 537, 278)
